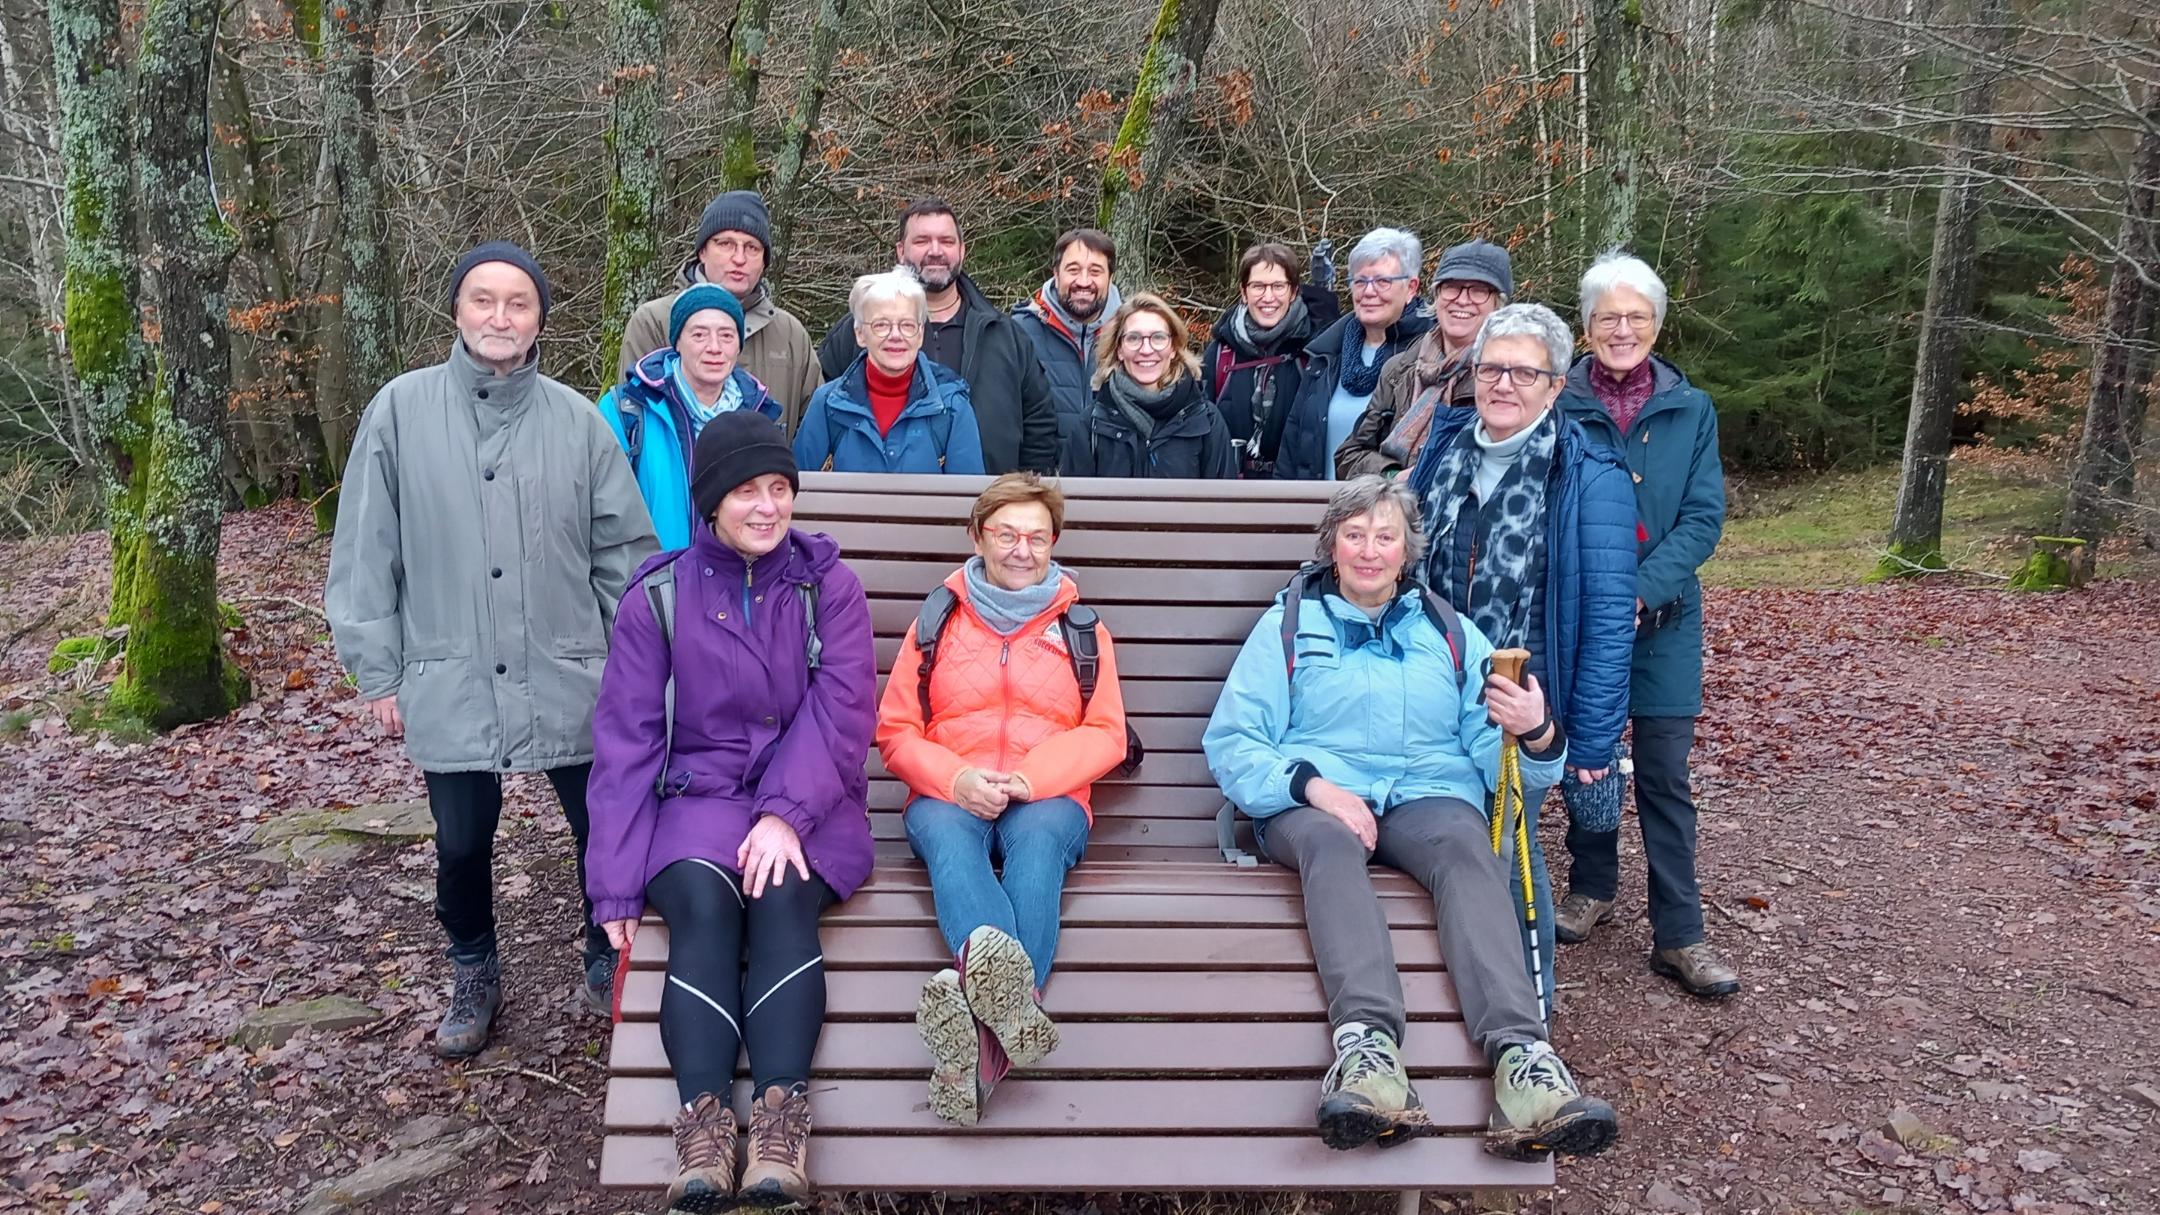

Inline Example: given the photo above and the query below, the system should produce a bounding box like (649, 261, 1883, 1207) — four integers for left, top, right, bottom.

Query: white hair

(1348, 227, 1422, 279)
(1469, 303, 1576, 378)
(1579, 249, 1668, 329)
(850, 266, 929, 327)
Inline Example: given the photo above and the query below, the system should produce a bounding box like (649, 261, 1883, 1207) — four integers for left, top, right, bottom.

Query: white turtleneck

(1472, 408, 1550, 501)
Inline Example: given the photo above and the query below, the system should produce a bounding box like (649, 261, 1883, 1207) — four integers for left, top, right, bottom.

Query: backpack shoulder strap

(913, 584, 960, 723)
(1212, 344, 1235, 399)
(798, 580, 823, 673)
(618, 392, 649, 465)
(1278, 563, 1324, 681)
(1415, 583, 1468, 690)
(643, 561, 679, 795)
(1061, 602, 1101, 705)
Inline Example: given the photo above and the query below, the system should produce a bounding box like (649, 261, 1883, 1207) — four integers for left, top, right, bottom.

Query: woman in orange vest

(876, 473, 1130, 1127)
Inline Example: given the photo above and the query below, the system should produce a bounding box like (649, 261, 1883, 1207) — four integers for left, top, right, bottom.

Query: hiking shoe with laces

(1553, 893, 1614, 945)
(739, 1084, 812, 1209)
(665, 1092, 739, 1214)
(957, 925, 1058, 1067)
(917, 968, 1010, 1126)
(1316, 1023, 1429, 1150)
(580, 946, 617, 1019)
(1486, 1041, 1618, 1160)
(1651, 941, 1741, 998)
(434, 954, 501, 1059)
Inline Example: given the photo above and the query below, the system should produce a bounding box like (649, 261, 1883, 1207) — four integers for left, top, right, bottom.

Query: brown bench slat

(867, 748, 1216, 788)
(863, 599, 1274, 646)
(628, 923, 1444, 970)
(819, 890, 1439, 928)
(848, 560, 1297, 607)
(617, 967, 1457, 1021)
(820, 521, 1315, 567)
(599, 1130, 1550, 1190)
(798, 493, 1328, 531)
(799, 471, 1338, 503)
(864, 779, 1230, 820)
(604, 1075, 1494, 1133)
(860, 861, 1439, 899)
(873, 638, 1236, 681)
(865, 811, 1219, 850)
(868, 840, 1230, 866)
(604, 1019, 1484, 1077)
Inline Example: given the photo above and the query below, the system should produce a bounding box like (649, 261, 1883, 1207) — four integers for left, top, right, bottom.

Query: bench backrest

(797, 471, 1335, 863)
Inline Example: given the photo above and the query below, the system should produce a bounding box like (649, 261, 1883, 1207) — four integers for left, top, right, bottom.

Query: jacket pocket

(399, 655, 482, 755)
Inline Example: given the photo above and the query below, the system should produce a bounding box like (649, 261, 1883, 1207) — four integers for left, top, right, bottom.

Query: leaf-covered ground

(2, 504, 2156, 1215)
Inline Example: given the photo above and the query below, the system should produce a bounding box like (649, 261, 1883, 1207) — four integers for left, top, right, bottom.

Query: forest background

(0, 0, 2155, 723)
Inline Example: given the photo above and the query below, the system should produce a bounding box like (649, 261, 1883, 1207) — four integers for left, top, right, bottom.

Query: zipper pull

(1000, 641, 1010, 667)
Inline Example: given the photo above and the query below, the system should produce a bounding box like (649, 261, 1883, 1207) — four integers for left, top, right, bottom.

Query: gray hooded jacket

(327, 340, 659, 773)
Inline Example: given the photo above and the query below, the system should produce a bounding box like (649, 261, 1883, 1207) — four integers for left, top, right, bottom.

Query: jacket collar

(941, 564, 1081, 624)
(1306, 306, 1436, 367)
(446, 339, 540, 409)
(831, 353, 952, 421)
(688, 524, 835, 586)
(1090, 376, 1213, 438)
(1560, 353, 1695, 428)
(675, 257, 777, 339)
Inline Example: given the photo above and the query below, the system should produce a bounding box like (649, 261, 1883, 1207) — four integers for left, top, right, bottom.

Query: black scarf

(1338, 305, 1435, 397)
(1422, 409, 1558, 648)
(1103, 370, 1188, 439)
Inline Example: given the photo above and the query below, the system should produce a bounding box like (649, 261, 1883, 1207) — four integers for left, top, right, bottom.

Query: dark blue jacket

(792, 353, 987, 476)
(1410, 407, 1638, 771)
(1272, 309, 1435, 481)
(1556, 355, 1724, 718)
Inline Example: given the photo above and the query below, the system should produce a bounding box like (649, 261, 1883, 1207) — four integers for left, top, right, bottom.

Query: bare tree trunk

(2062, 89, 2160, 547)
(769, 0, 851, 277)
(49, 0, 153, 616)
(1098, 0, 1225, 292)
(2, 4, 87, 466)
(1882, 0, 2008, 575)
(111, 0, 247, 728)
(319, 0, 396, 527)
(719, 0, 770, 190)
(600, 0, 666, 382)
(1587, 0, 1646, 250)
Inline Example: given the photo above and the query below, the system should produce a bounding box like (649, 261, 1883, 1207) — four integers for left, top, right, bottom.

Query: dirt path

(2, 506, 2155, 1215)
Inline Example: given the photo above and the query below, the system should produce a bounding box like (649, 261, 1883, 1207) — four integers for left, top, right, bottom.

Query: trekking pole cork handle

(1489, 648, 1530, 687)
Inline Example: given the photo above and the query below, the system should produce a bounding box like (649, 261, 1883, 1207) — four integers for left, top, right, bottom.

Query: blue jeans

(904, 795, 1090, 989)
(1506, 787, 1557, 1021)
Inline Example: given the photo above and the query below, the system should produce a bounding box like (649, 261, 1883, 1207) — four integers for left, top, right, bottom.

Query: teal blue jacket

(1203, 582, 1564, 820)
(1557, 355, 1725, 718)
(594, 351, 779, 551)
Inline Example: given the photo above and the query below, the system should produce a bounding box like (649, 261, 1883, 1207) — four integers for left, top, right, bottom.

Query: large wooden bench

(599, 473, 1554, 1198)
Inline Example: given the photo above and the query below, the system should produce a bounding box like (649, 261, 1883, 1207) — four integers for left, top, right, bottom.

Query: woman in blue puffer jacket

(793, 268, 986, 476)
(1409, 302, 1638, 1016)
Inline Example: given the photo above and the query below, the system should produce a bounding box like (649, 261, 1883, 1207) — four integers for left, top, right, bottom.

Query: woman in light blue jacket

(793, 268, 986, 476)
(1202, 475, 1616, 1162)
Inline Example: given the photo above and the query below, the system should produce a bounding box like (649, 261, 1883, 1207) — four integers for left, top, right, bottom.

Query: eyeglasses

(866, 319, 922, 339)
(1437, 281, 1497, 304)
(1591, 311, 1656, 333)
(1244, 281, 1292, 298)
(1473, 363, 1560, 388)
(1120, 331, 1173, 351)
(985, 527, 1053, 553)
(1349, 273, 1413, 293)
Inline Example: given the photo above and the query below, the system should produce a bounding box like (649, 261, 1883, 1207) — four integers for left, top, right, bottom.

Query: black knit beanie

(695, 191, 774, 261)
(449, 241, 552, 329)
(691, 412, 799, 522)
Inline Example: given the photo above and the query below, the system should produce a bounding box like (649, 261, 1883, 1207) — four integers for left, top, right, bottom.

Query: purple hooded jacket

(585, 525, 877, 923)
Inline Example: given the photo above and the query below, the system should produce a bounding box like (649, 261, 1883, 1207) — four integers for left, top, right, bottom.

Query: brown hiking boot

(1650, 942, 1741, 998)
(739, 1084, 812, 1210)
(1553, 893, 1613, 945)
(665, 1093, 739, 1214)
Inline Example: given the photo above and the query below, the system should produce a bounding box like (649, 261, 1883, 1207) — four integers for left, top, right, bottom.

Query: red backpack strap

(1213, 344, 1236, 399)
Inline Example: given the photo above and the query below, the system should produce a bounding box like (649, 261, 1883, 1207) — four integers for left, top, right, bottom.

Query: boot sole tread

(666, 1188, 739, 1214)
(1486, 1096, 1619, 1161)
(960, 930, 1058, 1068)
(735, 1181, 809, 1211)
(915, 973, 980, 1126)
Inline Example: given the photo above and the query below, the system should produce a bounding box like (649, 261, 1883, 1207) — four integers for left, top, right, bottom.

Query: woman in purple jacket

(586, 412, 877, 1214)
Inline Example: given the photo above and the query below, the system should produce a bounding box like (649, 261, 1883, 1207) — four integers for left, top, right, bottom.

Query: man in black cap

(618, 190, 824, 429)
(328, 240, 659, 1057)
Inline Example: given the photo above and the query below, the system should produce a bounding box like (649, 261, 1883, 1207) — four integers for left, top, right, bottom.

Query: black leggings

(644, 858, 834, 1104)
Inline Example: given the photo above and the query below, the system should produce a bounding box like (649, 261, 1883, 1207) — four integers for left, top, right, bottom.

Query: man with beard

(617, 190, 823, 429)
(818, 198, 1059, 474)
(1011, 228, 1121, 452)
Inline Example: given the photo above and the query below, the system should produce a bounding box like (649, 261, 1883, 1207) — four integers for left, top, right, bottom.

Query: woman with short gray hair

(1202, 474, 1618, 1160)
(1270, 227, 1437, 480)
(792, 267, 986, 475)
(1549, 251, 1736, 1000)
(1336, 238, 1514, 479)
(1407, 302, 1639, 1016)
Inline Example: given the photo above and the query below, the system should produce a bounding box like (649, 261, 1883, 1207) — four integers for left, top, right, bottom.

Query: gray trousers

(1263, 797, 1548, 1065)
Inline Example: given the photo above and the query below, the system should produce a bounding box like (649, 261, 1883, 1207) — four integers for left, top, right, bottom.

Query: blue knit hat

(669, 283, 746, 349)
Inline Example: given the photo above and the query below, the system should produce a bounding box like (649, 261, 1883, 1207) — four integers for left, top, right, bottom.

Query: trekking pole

(1486, 648, 1546, 1026)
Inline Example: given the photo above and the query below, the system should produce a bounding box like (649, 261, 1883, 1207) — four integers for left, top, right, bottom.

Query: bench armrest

(1217, 800, 1258, 867)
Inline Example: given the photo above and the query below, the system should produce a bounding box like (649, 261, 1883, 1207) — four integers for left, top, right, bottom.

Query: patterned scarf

(1421, 409, 1559, 648)
(1590, 360, 1654, 434)
(1383, 333, 1471, 463)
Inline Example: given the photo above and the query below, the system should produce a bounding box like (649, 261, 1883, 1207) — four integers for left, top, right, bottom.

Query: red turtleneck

(866, 359, 913, 437)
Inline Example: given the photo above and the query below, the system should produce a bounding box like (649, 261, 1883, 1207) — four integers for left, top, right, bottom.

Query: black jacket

(1061, 376, 1239, 480)
(1197, 286, 1337, 476)
(816, 272, 1059, 474)
(1272, 308, 1436, 481)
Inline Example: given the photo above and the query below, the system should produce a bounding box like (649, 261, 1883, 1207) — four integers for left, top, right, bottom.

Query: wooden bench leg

(1398, 1189, 1421, 1215)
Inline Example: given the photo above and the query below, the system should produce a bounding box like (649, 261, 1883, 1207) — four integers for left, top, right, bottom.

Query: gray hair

(1348, 227, 1423, 280)
(850, 266, 929, 327)
(1468, 303, 1576, 379)
(1579, 249, 1668, 329)
(1315, 474, 1428, 572)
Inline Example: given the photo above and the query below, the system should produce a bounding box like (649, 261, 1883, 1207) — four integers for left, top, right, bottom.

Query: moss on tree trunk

(110, 0, 249, 730)
(599, 0, 667, 379)
(719, 0, 770, 191)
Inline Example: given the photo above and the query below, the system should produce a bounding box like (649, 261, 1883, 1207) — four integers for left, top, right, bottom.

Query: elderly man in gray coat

(327, 241, 658, 1057)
